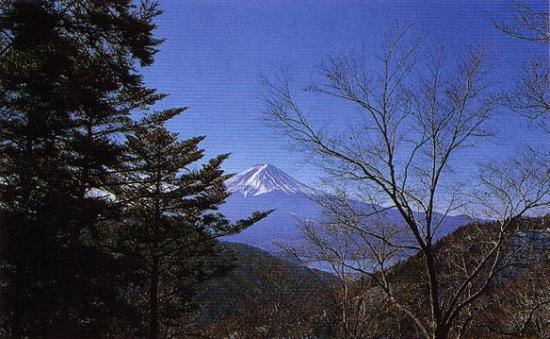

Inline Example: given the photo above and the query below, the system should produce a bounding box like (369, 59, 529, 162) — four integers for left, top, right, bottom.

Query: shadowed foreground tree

(0, 0, 173, 336)
(104, 115, 270, 339)
(265, 25, 550, 338)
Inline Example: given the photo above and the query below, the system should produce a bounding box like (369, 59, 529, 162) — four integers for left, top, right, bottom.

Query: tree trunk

(434, 324, 450, 339)
(13, 263, 22, 339)
(424, 244, 442, 334)
(149, 256, 160, 339)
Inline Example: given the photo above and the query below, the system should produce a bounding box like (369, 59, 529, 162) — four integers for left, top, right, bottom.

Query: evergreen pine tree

(106, 116, 270, 338)
(0, 1, 174, 336)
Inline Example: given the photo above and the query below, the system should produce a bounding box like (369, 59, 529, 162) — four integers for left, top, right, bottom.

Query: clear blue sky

(141, 0, 548, 186)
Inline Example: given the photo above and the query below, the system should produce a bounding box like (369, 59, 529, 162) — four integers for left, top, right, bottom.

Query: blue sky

(141, 0, 548, 186)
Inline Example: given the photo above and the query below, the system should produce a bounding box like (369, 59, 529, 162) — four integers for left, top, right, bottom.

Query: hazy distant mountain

(221, 164, 473, 254)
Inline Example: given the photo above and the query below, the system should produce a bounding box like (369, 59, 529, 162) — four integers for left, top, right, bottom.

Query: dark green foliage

(104, 119, 270, 338)
(0, 1, 267, 337)
(0, 0, 170, 336)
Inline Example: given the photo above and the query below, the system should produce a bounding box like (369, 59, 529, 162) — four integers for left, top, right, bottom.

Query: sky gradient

(141, 0, 548, 186)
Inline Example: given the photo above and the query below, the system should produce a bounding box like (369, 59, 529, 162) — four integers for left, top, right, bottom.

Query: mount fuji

(221, 164, 472, 254)
(225, 164, 318, 197)
(221, 164, 321, 252)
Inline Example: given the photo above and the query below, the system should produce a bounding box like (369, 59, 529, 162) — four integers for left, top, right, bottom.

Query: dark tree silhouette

(104, 116, 270, 338)
(0, 1, 175, 336)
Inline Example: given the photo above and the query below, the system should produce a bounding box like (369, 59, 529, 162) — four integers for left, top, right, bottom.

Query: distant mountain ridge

(221, 164, 473, 254)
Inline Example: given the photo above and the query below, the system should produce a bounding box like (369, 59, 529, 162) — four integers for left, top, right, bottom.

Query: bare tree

(482, 266, 550, 338)
(264, 24, 550, 338)
(201, 257, 325, 338)
(504, 59, 549, 132)
(285, 191, 409, 338)
(493, 0, 549, 44)
(464, 219, 550, 339)
(495, 0, 550, 133)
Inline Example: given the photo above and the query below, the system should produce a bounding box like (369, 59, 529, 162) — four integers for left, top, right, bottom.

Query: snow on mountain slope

(225, 164, 318, 197)
(221, 164, 473, 254)
(222, 164, 320, 252)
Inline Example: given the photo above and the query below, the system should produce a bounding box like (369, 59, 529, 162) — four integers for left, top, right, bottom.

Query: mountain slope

(225, 164, 318, 197)
(191, 242, 334, 337)
(221, 164, 473, 254)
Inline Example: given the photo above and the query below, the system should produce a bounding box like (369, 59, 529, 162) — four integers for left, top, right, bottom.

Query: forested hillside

(189, 217, 549, 338)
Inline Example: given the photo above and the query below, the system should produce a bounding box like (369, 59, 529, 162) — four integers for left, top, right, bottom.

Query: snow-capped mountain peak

(225, 164, 317, 197)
